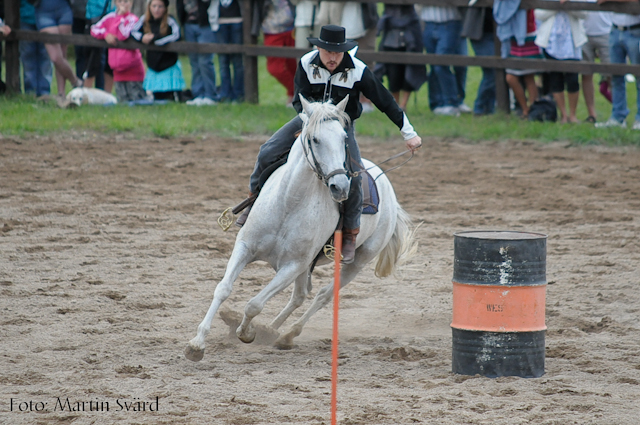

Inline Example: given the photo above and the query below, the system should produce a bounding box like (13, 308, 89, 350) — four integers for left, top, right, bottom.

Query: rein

(365, 148, 417, 180)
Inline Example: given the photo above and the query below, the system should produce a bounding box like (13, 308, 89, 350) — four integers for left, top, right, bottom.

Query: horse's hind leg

(236, 265, 306, 343)
(185, 243, 251, 362)
(269, 270, 312, 330)
(274, 262, 364, 350)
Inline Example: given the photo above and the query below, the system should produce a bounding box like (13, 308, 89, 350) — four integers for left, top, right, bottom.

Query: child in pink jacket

(91, 0, 148, 103)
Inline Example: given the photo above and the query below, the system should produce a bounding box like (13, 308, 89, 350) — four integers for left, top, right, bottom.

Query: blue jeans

(455, 37, 467, 106)
(213, 22, 244, 102)
(609, 27, 640, 123)
(423, 20, 465, 109)
(470, 32, 496, 114)
(19, 22, 53, 96)
(184, 23, 217, 100)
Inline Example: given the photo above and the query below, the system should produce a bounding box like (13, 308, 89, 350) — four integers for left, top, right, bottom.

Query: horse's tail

(374, 204, 418, 278)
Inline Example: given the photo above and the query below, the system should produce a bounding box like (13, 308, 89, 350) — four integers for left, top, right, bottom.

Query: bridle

(301, 119, 357, 186)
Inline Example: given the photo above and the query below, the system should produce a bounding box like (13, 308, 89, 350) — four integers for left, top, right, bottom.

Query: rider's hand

(142, 33, 155, 44)
(405, 135, 422, 153)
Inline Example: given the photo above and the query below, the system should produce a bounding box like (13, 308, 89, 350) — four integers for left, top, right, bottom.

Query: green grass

(1, 54, 639, 145)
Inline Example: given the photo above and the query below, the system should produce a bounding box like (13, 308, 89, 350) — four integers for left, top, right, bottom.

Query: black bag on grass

(528, 98, 557, 122)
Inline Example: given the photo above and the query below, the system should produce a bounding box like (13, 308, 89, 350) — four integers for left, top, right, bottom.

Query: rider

(237, 25, 422, 264)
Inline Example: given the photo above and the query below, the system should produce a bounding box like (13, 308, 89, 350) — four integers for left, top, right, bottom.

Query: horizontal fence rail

(3, 0, 640, 109)
(6, 29, 640, 75)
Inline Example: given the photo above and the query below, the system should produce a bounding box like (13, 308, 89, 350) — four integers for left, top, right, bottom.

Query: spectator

(177, 0, 218, 105)
(91, 0, 147, 103)
(20, 0, 53, 97)
(252, 0, 297, 105)
(293, 0, 317, 49)
(32, 0, 84, 96)
(495, 4, 543, 119)
(374, 4, 427, 110)
(210, 0, 244, 103)
(595, 0, 640, 130)
(314, 1, 344, 31)
(71, 0, 112, 90)
(462, 6, 496, 115)
(131, 0, 185, 101)
(581, 1, 613, 123)
(535, 1, 587, 124)
(421, 6, 466, 116)
(0, 11, 11, 94)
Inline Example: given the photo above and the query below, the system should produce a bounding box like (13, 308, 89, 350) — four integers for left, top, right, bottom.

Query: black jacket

(131, 15, 181, 72)
(293, 50, 405, 130)
(176, 0, 211, 27)
(374, 5, 427, 92)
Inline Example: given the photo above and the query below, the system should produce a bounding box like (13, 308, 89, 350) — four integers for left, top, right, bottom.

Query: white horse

(185, 95, 416, 361)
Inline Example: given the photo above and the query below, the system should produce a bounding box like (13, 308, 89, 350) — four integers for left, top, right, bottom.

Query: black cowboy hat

(307, 25, 357, 53)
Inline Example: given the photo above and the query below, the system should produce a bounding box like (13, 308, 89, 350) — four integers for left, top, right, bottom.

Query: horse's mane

(303, 101, 351, 137)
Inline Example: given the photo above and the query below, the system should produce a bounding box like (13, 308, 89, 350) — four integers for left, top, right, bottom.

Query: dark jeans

(20, 22, 53, 96)
(423, 19, 465, 109)
(470, 31, 496, 114)
(213, 22, 244, 102)
(249, 115, 363, 229)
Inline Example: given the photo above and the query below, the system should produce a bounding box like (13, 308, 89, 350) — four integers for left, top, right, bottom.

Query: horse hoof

(236, 325, 256, 344)
(184, 344, 205, 362)
(274, 334, 295, 350)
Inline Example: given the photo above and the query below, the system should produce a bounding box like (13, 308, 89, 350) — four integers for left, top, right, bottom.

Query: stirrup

(217, 207, 234, 232)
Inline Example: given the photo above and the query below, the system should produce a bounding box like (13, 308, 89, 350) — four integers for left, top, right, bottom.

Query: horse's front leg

(236, 264, 306, 343)
(185, 243, 251, 362)
(274, 262, 363, 350)
(269, 270, 312, 330)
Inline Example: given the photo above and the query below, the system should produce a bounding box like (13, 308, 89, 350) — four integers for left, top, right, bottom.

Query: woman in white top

(535, 0, 587, 123)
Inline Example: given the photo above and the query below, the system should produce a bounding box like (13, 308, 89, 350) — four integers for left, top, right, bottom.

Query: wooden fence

(2, 0, 640, 112)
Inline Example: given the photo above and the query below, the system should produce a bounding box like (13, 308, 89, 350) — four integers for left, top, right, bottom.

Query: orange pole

(331, 230, 342, 425)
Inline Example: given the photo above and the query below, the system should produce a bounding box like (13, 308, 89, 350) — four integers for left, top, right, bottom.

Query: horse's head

(298, 95, 352, 203)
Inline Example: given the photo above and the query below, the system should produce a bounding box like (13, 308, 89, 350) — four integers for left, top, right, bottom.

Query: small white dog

(66, 87, 118, 106)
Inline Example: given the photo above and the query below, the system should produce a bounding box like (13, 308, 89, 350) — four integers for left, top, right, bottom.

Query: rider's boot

(341, 227, 359, 264)
(235, 193, 255, 227)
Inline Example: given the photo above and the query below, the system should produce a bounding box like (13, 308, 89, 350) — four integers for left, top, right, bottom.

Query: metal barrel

(451, 231, 547, 378)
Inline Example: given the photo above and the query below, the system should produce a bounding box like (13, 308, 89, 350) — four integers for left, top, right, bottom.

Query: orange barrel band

(451, 282, 547, 332)
(451, 231, 547, 378)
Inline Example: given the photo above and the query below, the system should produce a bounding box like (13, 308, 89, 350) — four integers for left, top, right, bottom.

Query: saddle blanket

(362, 169, 379, 215)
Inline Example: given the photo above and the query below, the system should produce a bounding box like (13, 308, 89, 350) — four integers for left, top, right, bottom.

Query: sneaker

(433, 106, 460, 116)
(595, 117, 626, 128)
(199, 97, 218, 105)
(632, 121, 640, 131)
(186, 97, 204, 106)
(458, 103, 472, 114)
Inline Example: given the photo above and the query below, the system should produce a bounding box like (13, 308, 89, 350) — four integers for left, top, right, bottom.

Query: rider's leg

(237, 115, 304, 227)
(249, 115, 304, 194)
(342, 126, 363, 264)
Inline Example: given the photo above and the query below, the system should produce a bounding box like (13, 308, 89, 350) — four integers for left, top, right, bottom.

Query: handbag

(528, 98, 558, 122)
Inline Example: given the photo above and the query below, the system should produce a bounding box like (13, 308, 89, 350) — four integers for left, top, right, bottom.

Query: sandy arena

(1, 132, 639, 424)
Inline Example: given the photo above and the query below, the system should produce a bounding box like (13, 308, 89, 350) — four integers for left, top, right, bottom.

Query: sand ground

(1, 132, 639, 424)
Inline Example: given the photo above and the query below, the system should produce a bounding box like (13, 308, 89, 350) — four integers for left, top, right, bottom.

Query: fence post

(243, 0, 259, 104)
(494, 29, 510, 114)
(4, 0, 21, 93)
